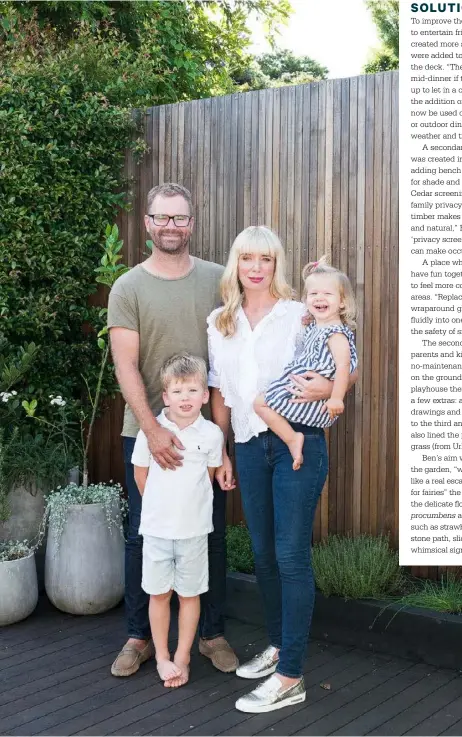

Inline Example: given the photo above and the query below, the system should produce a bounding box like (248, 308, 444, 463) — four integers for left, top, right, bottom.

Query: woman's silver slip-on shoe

(235, 674, 306, 713)
(235, 645, 279, 679)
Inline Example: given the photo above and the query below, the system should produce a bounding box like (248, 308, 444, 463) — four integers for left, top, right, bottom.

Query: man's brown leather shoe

(199, 637, 239, 673)
(111, 641, 154, 677)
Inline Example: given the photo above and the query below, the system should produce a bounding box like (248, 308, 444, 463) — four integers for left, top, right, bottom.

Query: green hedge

(0, 57, 132, 409)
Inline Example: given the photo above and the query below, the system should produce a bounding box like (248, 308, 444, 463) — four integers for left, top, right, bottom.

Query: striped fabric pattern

(264, 323, 357, 428)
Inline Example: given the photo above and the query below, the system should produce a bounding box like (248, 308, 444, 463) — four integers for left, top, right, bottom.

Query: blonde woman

(207, 226, 356, 714)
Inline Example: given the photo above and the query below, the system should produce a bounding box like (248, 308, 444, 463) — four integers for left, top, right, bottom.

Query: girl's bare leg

(254, 395, 304, 470)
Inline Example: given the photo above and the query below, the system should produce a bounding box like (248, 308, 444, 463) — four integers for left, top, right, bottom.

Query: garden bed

(226, 571, 462, 671)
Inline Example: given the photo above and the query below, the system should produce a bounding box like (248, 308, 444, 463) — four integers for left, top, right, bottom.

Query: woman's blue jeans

(234, 424, 328, 678)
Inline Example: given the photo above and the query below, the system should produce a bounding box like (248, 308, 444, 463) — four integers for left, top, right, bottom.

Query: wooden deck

(1, 597, 461, 736)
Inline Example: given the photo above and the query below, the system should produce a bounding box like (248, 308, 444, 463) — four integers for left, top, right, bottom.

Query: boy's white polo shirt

(131, 410, 223, 540)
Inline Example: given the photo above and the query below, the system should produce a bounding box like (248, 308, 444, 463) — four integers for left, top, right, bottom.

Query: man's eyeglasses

(147, 214, 192, 227)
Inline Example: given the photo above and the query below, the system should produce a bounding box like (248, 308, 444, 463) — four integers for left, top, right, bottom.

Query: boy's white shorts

(141, 534, 209, 597)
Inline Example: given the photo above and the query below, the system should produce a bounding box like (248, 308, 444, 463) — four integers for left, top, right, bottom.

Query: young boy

(131, 353, 224, 688)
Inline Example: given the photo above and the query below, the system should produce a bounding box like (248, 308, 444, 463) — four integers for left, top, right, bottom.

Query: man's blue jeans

(234, 424, 328, 678)
(123, 437, 226, 641)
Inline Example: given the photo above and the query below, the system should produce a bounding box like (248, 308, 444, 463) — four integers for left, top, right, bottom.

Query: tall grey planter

(0, 552, 38, 626)
(45, 502, 124, 615)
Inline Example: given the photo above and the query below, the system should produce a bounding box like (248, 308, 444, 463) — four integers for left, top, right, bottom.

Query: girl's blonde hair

(216, 226, 293, 337)
(302, 255, 356, 329)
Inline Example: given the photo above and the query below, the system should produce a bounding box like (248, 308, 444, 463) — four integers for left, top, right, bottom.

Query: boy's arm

(134, 465, 149, 496)
(210, 388, 236, 491)
(323, 333, 353, 419)
(208, 467, 216, 485)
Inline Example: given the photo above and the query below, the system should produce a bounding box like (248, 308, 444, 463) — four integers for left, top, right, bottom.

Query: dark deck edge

(225, 571, 462, 671)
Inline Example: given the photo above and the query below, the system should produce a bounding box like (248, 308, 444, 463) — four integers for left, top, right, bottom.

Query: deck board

(1, 597, 460, 736)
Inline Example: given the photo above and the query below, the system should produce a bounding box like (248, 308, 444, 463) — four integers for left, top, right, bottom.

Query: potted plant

(0, 540, 38, 626)
(1, 339, 81, 597)
(27, 225, 129, 615)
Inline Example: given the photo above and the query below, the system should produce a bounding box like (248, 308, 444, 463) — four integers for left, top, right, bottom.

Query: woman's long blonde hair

(302, 255, 356, 329)
(216, 226, 293, 337)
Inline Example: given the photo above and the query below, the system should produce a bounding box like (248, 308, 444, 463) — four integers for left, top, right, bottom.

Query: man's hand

(322, 397, 344, 420)
(286, 371, 332, 403)
(146, 425, 185, 471)
(215, 453, 236, 491)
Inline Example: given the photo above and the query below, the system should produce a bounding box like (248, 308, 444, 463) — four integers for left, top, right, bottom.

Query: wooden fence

(90, 71, 400, 551)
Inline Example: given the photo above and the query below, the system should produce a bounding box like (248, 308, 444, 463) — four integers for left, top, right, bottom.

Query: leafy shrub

(0, 53, 133, 411)
(312, 534, 403, 600)
(226, 523, 254, 574)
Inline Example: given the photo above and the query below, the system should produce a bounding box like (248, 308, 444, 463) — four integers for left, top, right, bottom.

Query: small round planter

(0, 552, 38, 626)
(45, 501, 124, 615)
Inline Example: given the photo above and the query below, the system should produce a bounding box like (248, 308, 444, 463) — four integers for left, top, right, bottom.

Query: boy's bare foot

(156, 658, 181, 682)
(165, 659, 190, 688)
(288, 432, 304, 471)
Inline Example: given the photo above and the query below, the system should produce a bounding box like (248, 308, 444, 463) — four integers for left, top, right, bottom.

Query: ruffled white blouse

(207, 299, 305, 443)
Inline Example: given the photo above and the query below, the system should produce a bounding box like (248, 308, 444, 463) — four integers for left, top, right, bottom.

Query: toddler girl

(254, 256, 357, 470)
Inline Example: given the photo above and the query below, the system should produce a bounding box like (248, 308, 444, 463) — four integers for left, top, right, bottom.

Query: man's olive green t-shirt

(107, 258, 224, 438)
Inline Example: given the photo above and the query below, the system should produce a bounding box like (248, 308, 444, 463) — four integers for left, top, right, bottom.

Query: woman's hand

(215, 452, 236, 491)
(285, 371, 333, 403)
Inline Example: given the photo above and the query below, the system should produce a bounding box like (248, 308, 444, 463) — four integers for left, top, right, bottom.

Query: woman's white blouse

(207, 300, 306, 443)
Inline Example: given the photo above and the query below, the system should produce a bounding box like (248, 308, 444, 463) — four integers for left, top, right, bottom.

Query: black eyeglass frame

(147, 214, 192, 227)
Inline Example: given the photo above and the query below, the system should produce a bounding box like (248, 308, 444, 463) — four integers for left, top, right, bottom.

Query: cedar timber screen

(90, 71, 399, 550)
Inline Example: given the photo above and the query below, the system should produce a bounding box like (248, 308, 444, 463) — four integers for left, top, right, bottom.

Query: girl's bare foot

(165, 659, 190, 688)
(288, 432, 304, 470)
(157, 658, 181, 682)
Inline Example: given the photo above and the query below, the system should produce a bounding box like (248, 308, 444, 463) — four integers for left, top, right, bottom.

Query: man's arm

(109, 326, 184, 470)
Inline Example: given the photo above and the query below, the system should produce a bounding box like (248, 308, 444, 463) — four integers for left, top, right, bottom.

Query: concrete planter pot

(0, 552, 38, 626)
(226, 571, 462, 671)
(0, 483, 46, 543)
(0, 482, 48, 593)
(45, 501, 124, 615)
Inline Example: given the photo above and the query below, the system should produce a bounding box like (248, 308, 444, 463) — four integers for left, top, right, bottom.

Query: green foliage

(397, 573, 462, 615)
(257, 48, 328, 81)
(0, 51, 132, 412)
(232, 47, 328, 91)
(312, 534, 403, 599)
(364, 0, 399, 73)
(365, 0, 399, 58)
(364, 49, 398, 73)
(226, 524, 255, 574)
(1, 1, 291, 103)
(0, 1, 154, 48)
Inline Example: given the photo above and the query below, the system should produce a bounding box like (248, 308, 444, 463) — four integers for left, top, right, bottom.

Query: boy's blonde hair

(302, 256, 356, 329)
(216, 225, 293, 337)
(160, 353, 208, 391)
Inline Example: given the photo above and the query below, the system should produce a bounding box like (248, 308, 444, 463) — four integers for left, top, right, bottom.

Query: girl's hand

(286, 371, 332, 403)
(215, 453, 236, 491)
(322, 397, 344, 420)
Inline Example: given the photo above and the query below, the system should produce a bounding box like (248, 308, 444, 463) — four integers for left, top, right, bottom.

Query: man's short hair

(160, 353, 208, 391)
(147, 183, 193, 215)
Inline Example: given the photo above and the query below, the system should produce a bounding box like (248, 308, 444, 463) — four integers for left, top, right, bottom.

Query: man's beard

(151, 228, 190, 255)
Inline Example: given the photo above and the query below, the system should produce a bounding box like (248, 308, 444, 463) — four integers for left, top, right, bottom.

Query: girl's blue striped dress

(264, 322, 357, 428)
